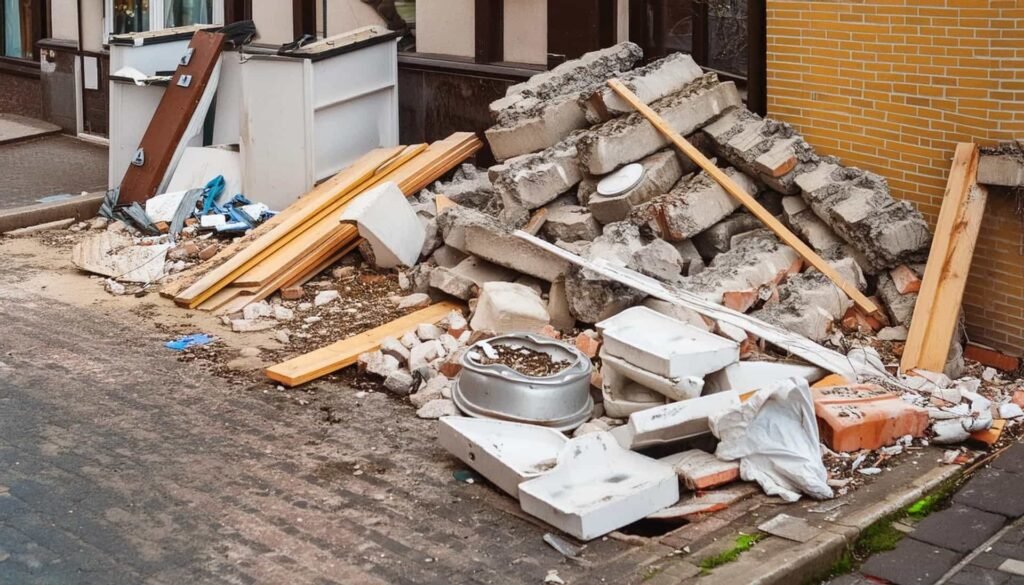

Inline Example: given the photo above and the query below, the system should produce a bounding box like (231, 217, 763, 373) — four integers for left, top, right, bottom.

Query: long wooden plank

(210, 134, 482, 310)
(266, 301, 464, 386)
(175, 146, 406, 308)
(901, 143, 987, 373)
(607, 79, 881, 318)
(120, 31, 225, 204)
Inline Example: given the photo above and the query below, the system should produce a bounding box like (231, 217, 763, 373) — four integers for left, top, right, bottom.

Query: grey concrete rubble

(588, 150, 693, 224)
(978, 141, 1024, 187)
(631, 238, 685, 283)
(436, 205, 500, 253)
(702, 107, 820, 194)
(564, 223, 647, 323)
(681, 230, 801, 307)
(580, 52, 705, 123)
(691, 210, 762, 259)
(429, 256, 518, 300)
(631, 166, 756, 241)
(796, 161, 932, 272)
(489, 134, 584, 211)
(463, 222, 571, 282)
(486, 43, 644, 161)
(577, 74, 743, 175)
(876, 271, 919, 327)
(541, 205, 601, 242)
(751, 271, 852, 342)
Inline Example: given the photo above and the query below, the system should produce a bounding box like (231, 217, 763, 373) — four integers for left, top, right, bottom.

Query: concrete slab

(340, 182, 426, 268)
(911, 505, 1006, 553)
(437, 416, 567, 498)
(518, 431, 679, 541)
(0, 113, 60, 145)
(758, 513, 823, 544)
(597, 306, 739, 379)
(861, 537, 963, 585)
(954, 469, 1024, 518)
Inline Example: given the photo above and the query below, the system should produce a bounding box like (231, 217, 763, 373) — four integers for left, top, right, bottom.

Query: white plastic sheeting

(709, 378, 833, 503)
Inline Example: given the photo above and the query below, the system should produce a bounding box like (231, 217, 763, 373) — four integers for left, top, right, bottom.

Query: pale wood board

(266, 301, 464, 386)
(607, 79, 880, 317)
(174, 146, 407, 308)
(901, 143, 987, 373)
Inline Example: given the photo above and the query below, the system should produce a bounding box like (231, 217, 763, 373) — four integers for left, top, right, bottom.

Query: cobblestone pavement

(0, 135, 108, 210)
(827, 442, 1024, 585)
(0, 244, 648, 584)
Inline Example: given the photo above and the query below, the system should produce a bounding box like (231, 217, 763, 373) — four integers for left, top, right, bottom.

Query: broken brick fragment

(574, 332, 601, 358)
(281, 285, 304, 300)
(889, 265, 922, 294)
(812, 384, 929, 452)
(964, 344, 1021, 372)
(722, 289, 759, 312)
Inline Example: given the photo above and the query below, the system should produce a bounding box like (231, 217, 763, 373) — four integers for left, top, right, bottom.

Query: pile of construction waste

(55, 41, 1023, 543)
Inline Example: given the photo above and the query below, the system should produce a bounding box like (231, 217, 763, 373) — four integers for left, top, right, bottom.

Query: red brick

(663, 450, 741, 491)
(538, 325, 561, 339)
(964, 343, 1021, 372)
(890, 265, 922, 294)
(439, 349, 466, 378)
(574, 332, 601, 358)
(812, 384, 930, 452)
(281, 286, 305, 300)
(723, 289, 759, 312)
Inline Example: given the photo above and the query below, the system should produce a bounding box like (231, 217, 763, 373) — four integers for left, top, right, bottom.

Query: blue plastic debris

(165, 334, 214, 351)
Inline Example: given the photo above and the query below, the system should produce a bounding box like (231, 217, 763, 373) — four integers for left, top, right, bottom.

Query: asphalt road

(0, 240, 646, 584)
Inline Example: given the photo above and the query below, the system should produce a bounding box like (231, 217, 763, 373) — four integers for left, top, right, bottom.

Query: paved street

(0, 239, 645, 584)
(0, 135, 107, 210)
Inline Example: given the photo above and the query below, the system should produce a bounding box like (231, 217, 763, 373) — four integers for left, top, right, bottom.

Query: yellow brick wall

(766, 0, 1024, 356)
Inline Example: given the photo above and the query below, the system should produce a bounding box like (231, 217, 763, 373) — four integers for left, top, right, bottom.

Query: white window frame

(104, 0, 224, 42)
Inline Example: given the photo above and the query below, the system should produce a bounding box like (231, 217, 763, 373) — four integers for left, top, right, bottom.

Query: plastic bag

(709, 378, 833, 502)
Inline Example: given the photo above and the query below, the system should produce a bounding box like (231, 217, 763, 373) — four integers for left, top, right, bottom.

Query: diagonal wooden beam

(606, 78, 881, 317)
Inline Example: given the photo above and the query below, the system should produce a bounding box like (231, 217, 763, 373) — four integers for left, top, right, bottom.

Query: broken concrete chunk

(464, 224, 570, 282)
(314, 289, 340, 307)
(438, 417, 567, 498)
(518, 431, 678, 541)
(431, 245, 468, 269)
(565, 266, 646, 324)
(683, 230, 801, 307)
(429, 256, 518, 301)
(470, 282, 551, 334)
(610, 390, 741, 450)
(380, 336, 411, 364)
(340, 182, 426, 268)
(598, 306, 739, 380)
(486, 97, 588, 162)
(416, 399, 460, 419)
(243, 300, 274, 321)
(876, 272, 918, 327)
(359, 351, 401, 379)
(490, 135, 584, 211)
(633, 166, 756, 242)
(396, 293, 432, 310)
(631, 238, 685, 283)
(230, 318, 276, 333)
(581, 53, 705, 123)
(660, 449, 741, 491)
(501, 42, 643, 106)
(751, 272, 852, 342)
(578, 75, 742, 175)
(71, 232, 171, 284)
(978, 149, 1024, 187)
(588, 150, 691, 224)
(547, 276, 576, 331)
(383, 369, 416, 395)
(416, 323, 444, 341)
(691, 210, 762, 259)
(409, 339, 444, 371)
(541, 205, 601, 242)
(436, 205, 500, 254)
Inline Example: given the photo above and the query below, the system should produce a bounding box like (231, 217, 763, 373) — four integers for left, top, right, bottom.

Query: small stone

(243, 301, 274, 321)
(397, 293, 431, 310)
(416, 323, 444, 341)
(877, 326, 908, 341)
(438, 334, 461, 355)
(275, 330, 291, 344)
(383, 369, 416, 395)
(400, 331, 421, 349)
(89, 216, 110, 230)
(273, 306, 295, 321)
(314, 290, 340, 307)
(358, 351, 401, 378)
(982, 367, 998, 382)
(104, 279, 126, 295)
(332, 266, 356, 278)
(298, 302, 313, 311)
(107, 220, 128, 233)
(304, 316, 322, 324)
(398, 272, 411, 290)
(409, 340, 443, 370)
(416, 399, 459, 419)
(281, 285, 305, 300)
(239, 347, 261, 357)
(198, 244, 218, 260)
(447, 310, 469, 337)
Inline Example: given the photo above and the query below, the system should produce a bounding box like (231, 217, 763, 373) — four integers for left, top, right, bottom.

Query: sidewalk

(0, 130, 107, 211)
(830, 442, 1024, 585)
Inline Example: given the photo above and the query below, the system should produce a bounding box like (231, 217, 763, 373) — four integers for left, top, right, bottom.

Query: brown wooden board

(118, 31, 225, 204)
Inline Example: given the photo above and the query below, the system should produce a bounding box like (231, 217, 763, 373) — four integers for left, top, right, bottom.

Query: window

(106, 0, 223, 39)
(1, 0, 45, 60)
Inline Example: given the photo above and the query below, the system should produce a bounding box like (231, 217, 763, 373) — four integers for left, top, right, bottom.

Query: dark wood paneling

(474, 0, 503, 63)
(548, 0, 616, 62)
(225, 0, 253, 23)
(747, 0, 767, 115)
(119, 32, 225, 203)
(292, 0, 316, 40)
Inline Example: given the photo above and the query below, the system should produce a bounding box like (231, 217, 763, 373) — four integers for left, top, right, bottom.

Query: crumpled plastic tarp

(709, 378, 834, 503)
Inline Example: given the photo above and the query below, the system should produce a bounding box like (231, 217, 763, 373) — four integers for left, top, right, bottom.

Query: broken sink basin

(600, 349, 704, 402)
(519, 431, 678, 541)
(597, 306, 739, 379)
(611, 390, 741, 450)
(438, 416, 567, 498)
(452, 333, 593, 431)
(703, 360, 827, 394)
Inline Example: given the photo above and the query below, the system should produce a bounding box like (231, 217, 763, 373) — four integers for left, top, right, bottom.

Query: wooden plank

(119, 31, 225, 204)
(901, 143, 987, 374)
(174, 146, 406, 308)
(607, 79, 881, 318)
(266, 301, 464, 386)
